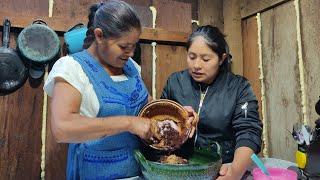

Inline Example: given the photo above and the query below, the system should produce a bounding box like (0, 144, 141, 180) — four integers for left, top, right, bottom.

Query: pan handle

(67, 23, 85, 32)
(2, 19, 11, 48)
(32, 19, 47, 26)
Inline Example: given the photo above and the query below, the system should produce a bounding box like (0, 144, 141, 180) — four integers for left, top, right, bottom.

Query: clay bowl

(138, 99, 191, 151)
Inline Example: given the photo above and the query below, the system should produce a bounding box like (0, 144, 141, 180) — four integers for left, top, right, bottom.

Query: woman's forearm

(51, 113, 135, 143)
(231, 146, 254, 177)
(50, 78, 151, 143)
(50, 79, 152, 144)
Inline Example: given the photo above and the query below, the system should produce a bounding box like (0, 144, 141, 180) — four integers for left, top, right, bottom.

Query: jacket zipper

(194, 85, 209, 146)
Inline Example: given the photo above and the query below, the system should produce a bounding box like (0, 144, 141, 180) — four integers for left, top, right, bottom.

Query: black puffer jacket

(160, 69, 263, 163)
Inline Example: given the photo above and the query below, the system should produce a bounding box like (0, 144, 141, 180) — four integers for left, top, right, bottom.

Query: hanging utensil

(0, 19, 27, 95)
(64, 23, 87, 54)
(17, 20, 60, 79)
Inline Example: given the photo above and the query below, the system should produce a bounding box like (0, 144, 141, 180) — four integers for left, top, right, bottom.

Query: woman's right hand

(129, 117, 153, 140)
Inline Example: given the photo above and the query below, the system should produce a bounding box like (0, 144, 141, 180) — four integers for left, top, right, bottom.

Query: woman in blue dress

(44, 1, 197, 179)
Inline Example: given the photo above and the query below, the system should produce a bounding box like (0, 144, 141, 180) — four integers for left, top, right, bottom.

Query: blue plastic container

(64, 24, 87, 54)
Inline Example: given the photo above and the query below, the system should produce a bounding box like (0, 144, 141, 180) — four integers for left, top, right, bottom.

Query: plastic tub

(252, 167, 297, 180)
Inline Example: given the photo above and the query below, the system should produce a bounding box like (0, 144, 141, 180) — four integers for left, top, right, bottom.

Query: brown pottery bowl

(138, 99, 191, 151)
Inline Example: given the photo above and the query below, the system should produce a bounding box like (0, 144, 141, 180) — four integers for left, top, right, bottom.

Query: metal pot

(64, 23, 87, 54)
(17, 20, 60, 79)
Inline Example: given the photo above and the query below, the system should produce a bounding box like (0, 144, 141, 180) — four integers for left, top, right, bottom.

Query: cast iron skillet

(0, 19, 27, 95)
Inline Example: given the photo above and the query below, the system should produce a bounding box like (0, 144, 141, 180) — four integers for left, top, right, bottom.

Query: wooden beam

(0, 15, 188, 43)
(240, 0, 291, 19)
(0, 13, 87, 32)
(140, 28, 189, 43)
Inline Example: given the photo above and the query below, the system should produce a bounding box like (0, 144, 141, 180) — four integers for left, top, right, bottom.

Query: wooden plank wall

(45, 99, 67, 180)
(244, 1, 301, 161)
(0, 0, 194, 179)
(223, 0, 244, 75)
(0, 0, 189, 43)
(240, 0, 291, 19)
(197, 0, 245, 77)
(241, 0, 320, 162)
(198, 0, 224, 31)
(264, 1, 301, 161)
(241, 17, 262, 122)
(156, 45, 188, 98)
(154, 0, 191, 98)
(0, 0, 48, 16)
(300, 0, 320, 126)
(0, 31, 43, 179)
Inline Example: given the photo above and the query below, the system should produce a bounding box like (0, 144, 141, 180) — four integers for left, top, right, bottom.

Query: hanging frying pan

(0, 19, 27, 96)
(17, 20, 60, 79)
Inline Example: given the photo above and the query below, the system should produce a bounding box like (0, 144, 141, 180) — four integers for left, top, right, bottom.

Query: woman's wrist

(230, 164, 245, 178)
(126, 117, 135, 133)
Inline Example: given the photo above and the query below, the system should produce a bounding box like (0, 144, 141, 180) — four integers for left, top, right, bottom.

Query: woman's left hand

(216, 164, 242, 180)
(183, 106, 199, 138)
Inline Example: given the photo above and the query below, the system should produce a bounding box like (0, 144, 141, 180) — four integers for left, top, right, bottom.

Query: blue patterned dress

(66, 50, 148, 180)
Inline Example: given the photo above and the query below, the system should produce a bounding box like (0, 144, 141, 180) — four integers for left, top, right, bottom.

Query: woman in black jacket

(160, 25, 263, 179)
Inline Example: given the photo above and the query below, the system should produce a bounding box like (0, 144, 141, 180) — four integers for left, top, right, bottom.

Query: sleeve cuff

(235, 139, 261, 154)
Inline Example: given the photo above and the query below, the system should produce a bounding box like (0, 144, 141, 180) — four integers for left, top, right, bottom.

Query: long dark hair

(186, 25, 232, 71)
(83, 0, 141, 49)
